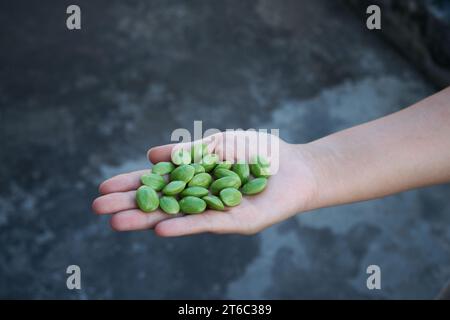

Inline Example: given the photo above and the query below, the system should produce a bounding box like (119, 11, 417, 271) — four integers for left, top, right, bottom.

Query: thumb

(147, 134, 221, 164)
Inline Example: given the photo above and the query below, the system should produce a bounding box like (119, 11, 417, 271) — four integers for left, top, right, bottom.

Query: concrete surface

(346, 0, 450, 87)
(0, 0, 449, 299)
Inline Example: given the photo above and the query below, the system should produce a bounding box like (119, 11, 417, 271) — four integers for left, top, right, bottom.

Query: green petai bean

(162, 180, 186, 196)
(202, 195, 225, 211)
(159, 196, 180, 214)
(152, 162, 175, 175)
(219, 188, 242, 207)
(188, 173, 212, 188)
(250, 155, 271, 178)
(213, 168, 241, 184)
(232, 162, 250, 184)
(214, 160, 232, 171)
(241, 178, 268, 195)
(179, 196, 207, 214)
(191, 163, 206, 174)
(136, 185, 159, 212)
(201, 154, 219, 172)
(140, 173, 166, 191)
(171, 149, 191, 165)
(180, 186, 209, 198)
(170, 164, 195, 183)
(210, 176, 241, 195)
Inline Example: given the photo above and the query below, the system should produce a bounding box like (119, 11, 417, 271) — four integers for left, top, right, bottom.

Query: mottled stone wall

(347, 0, 450, 88)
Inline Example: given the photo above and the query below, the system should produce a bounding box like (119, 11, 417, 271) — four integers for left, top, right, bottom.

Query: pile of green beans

(136, 145, 271, 214)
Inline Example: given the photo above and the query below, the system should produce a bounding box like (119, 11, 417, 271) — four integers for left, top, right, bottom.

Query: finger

(147, 144, 175, 164)
(92, 191, 136, 215)
(110, 209, 178, 231)
(147, 141, 198, 164)
(99, 170, 149, 195)
(147, 134, 221, 164)
(154, 211, 238, 237)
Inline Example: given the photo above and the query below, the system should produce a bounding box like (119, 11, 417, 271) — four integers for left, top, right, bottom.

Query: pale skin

(92, 87, 450, 237)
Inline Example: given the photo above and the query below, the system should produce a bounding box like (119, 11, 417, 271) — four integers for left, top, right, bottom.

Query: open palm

(92, 131, 316, 236)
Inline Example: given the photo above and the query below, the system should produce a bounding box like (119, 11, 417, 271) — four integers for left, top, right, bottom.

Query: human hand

(92, 131, 318, 236)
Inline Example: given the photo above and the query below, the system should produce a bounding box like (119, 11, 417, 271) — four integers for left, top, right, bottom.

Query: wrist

(290, 141, 341, 212)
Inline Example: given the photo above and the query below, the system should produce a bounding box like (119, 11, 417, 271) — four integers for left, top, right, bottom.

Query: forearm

(302, 87, 450, 211)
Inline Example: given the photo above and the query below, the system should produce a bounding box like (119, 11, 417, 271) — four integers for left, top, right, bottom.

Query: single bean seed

(214, 160, 232, 170)
(170, 164, 195, 183)
(250, 163, 271, 178)
(140, 173, 166, 191)
(191, 163, 206, 174)
(202, 195, 225, 211)
(232, 162, 250, 184)
(213, 168, 241, 183)
(159, 196, 180, 214)
(219, 188, 242, 207)
(162, 180, 186, 196)
(188, 173, 212, 188)
(152, 162, 175, 175)
(179, 196, 207, 214)
(171, 149, 191, 165)
(201, 154, 219, 172)
(180, 186, 209, 198)
(136, 185, 159, 212)
(210, 176, 241, 195)
(241, 177, 268, 195)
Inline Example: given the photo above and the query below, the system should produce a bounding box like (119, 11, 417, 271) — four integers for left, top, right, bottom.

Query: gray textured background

(1, 0, 449, 299)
